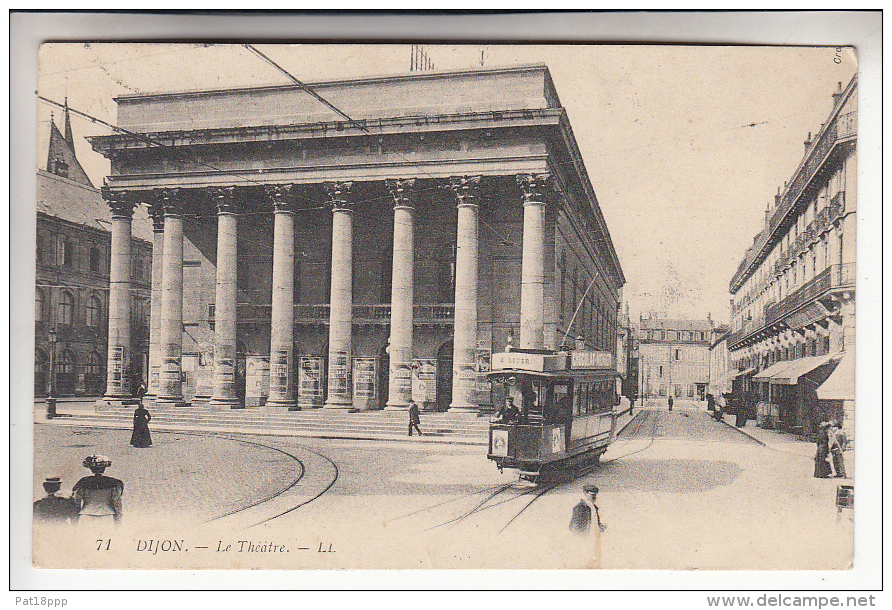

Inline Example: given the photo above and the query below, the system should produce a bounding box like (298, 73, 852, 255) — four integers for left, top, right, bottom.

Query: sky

(36, 43, 857, 324)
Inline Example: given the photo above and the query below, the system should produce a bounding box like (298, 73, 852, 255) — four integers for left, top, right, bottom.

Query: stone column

(384, 179, 416, 410)
(517, 173, 550, 350)
(448, 176, 482, 412)
(325, 182, 355, 409)
(157, 189, 186, 405)
(102, 188, 134, 400)
(266, 185, 297, 409)
(146, 199, 165, 398)
(211, 187, 240, 408)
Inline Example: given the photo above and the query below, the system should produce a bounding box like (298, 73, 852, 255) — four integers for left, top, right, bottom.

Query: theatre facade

(89, 64, 625, 412)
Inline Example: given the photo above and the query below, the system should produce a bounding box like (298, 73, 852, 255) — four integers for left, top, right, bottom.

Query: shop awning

(816, 353, 854, 401)
(752, 360, 796, 382)
(771, 352, 842, 385)
(732, 367, 756, 378)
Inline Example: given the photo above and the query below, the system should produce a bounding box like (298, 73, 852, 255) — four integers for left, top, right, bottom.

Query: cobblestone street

(33, 405, 852, 570)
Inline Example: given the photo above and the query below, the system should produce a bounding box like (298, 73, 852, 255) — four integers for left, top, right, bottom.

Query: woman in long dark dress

(130, 404, 152, 448)
(814, 422, 832, 478)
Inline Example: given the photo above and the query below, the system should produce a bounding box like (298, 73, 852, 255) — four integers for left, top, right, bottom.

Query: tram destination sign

(570, 350, 613, 369)
(491, 352, 568, 372)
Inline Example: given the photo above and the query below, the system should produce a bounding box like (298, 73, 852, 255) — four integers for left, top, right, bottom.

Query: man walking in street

(408, 401, 422, 436)
(668, 396, 674, 411)
(568, 484, 606, 568)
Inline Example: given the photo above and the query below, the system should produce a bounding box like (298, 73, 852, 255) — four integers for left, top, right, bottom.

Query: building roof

(38, 111, 94, 189)
(640, 318, 713, 332)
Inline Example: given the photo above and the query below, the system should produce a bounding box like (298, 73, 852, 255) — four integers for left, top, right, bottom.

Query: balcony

(730, 108, 856, 291)
(730, 264, 854, 348)
(222, 303, 456, 327)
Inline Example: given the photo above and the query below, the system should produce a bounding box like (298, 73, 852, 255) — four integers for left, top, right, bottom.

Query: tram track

(160, 430, 339, 530)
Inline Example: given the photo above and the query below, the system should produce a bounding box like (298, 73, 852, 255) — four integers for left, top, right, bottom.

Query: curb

(717, 418, 766, 446)
(34, 419, 488, 447)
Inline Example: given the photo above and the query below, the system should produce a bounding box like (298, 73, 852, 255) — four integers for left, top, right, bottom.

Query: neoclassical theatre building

(89, 64, 625, 412)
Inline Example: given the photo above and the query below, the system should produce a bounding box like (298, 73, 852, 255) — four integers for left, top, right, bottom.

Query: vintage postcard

(15, 15, 878, 586)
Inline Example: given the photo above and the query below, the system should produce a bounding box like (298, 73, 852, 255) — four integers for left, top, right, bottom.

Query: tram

(486, 348, 618, 482)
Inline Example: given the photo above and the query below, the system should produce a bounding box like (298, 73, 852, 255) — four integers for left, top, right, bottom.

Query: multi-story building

(637, 317, 713, 402)
(727, 77, 856, 437)
(35, 105, 153, 398)
(87, 64, 625, 412)
(616, 303, 638, 402)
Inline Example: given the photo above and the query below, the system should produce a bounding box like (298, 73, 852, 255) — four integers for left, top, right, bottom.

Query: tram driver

(495, 396, 522, 424)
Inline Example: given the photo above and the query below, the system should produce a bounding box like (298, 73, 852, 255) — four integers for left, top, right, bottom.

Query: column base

(384, 403, 409, 411)
(266, 399, 297, 409)
(155, 396, 188, 407)
(210, 397, 242, 409)
(324, 401, 355, 411)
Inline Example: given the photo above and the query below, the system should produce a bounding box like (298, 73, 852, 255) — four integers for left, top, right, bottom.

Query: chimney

(804, 131, 813, 153)
(775, 186, 781, 207)
(832, 81, 844, 106)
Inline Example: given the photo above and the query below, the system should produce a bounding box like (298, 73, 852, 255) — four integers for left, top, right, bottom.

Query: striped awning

(771, 352, 842, 385)
(752, 360, 796, 382)
(816, 353, 854, 401)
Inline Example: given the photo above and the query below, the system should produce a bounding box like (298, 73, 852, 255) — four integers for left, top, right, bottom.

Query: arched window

(58, 291, 74, 325)
(58, 292, 74, 326)
(59, 350, 75, 375)
(35, 289, 45, 323)
(35, 349, 47, 375)
(86, 295, 101, 327)
(85, 352, 103, 375)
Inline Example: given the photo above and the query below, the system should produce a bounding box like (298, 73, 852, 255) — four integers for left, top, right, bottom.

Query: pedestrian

(568, 484, 606, 568)
(668, 396, 674, 411)
(130, 403, 152, 448)
(706, 393, 715, 412)
(72, 455, 124, 531)
(408, 401, 422, 436)
(828, 420, 847, 478)
(33, 476, 79, 525)
(813, 422, 832, 479)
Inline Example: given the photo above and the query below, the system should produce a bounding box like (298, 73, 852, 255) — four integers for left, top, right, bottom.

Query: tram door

(436, 340, 453, 412)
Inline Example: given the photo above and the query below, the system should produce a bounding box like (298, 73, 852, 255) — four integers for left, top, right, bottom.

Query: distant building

(616, 303, 638, 401)
(708, 325, 731, 398)
(727, 77, 856, 437)
(35, 103, 153, 397)
(637, 317, 714, 402)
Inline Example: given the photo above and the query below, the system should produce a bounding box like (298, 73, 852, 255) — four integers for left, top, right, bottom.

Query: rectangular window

(658, 365, 663, 378)
(62, 240, 74, 267)
(675, 349, 680, 360)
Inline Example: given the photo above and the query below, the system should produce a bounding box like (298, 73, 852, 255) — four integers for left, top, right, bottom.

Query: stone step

(62, 412, 489, 435)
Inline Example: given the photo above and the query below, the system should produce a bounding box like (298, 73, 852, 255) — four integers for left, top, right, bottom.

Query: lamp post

(46, 325, 57, 419)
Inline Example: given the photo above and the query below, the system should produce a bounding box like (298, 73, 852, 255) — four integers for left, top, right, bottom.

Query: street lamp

(46, 325, 57, 419)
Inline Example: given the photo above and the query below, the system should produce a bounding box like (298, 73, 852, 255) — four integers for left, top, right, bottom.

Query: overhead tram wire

(38, 94, 620, 263)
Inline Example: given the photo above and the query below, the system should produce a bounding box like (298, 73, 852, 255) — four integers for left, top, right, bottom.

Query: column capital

(516, 172, 552, 204)
(101, 186, 135, 219)
(213, 186, 240, 215)
(265, 184, 296, 213)
(385, 178, 417, 210)
(146, 192, 165, 232)
(160, 188, 186, 217)
(447, 175, 482, 208)
(324, 181, 354, 213)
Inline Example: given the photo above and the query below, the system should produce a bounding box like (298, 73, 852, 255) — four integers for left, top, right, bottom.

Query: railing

(730, 107, 856, 291)
(730, 264, 854, 348)
(225, 303, 456, 325)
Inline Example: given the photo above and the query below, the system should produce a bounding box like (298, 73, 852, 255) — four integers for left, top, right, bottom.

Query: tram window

(584, 383, 592, 414)
(553, 381, 571, 421)
(573, 384, 582, 416)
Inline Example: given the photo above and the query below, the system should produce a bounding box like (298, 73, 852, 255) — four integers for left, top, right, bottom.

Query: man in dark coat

(408, 401, 422, 436)
(33, 477, 79, 525)
(668, 396, 674, 411)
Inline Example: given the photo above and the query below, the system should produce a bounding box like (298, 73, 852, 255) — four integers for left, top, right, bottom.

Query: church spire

(63, 97, 74, 148)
